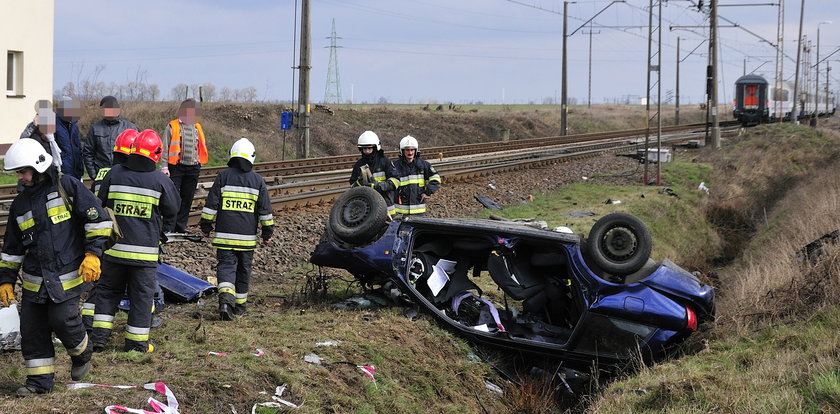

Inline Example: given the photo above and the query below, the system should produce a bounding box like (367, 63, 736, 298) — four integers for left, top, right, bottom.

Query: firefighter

(393, 135, 441, 216)
(349, 130, 399, 214)
(89, 129, 179, 352)
(0, 138, 112, 397)
(200, 138, 274, 320)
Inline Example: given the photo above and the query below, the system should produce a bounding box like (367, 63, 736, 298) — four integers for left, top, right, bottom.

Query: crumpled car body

(311, 188, 714, 370)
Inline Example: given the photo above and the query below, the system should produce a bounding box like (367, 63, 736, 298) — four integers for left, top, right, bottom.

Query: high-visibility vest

(167, 120, 208, 165)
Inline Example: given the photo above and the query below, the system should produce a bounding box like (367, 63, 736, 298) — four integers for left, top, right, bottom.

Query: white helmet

(4, 138, 53, 173)
(357, 130, 380, 151)
(399, 135, 419, 151)
(230, 137, 256, 164)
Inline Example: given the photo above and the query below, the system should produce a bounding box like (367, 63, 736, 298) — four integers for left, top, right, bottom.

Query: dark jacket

(200, 164, 274, 250)
(349, 151, 399, 209)
(393, 156, 441, 215)
(55, 116, 84, 179)
(97, 164, 180, 267)
(82, 117, 139, 179)
(0, 169, 112, 304)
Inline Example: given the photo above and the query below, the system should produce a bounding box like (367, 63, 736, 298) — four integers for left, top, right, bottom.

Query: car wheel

(329, 186, 388, 245)
(585, 212, 652, 275)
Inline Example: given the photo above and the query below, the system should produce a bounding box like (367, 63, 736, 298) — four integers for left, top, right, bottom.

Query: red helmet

(113, 129, 139, 155)
(131, 129, 164, 162)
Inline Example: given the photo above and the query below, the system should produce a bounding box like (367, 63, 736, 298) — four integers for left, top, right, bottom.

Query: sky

(54, 0, 840, 105)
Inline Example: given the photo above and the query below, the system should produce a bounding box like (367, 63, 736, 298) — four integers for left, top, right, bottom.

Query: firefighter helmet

(230, 137, 256, 164)
(357, 131, 381, 151)
(399, 135, 419, 151)
(113, 129, 140, 155)
(4, 138, 53, 173)
(131, 129, 164, 162)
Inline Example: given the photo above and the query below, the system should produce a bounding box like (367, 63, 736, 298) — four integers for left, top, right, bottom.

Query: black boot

(16, 384, 51, 397)
(219, 303, 234, 321)
(233, 303, 247, 316)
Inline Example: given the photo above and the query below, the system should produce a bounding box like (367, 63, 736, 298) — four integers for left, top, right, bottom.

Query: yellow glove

(79, 253, 101, 283)
(0, 283, 13, 307)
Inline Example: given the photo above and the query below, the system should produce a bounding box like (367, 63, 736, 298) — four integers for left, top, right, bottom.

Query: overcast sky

(54, 0, 840, 105)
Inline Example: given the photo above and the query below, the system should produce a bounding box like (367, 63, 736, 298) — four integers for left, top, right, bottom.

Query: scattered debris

(103, 382, 180, 414)
(403, 308, 420, 321)
(474, 195, 503, 210)
(358, 365, 376, 383)
(659, 188, 680, 198)
(251, 384, 299, 412)
(251, 348, 265, 357)
(206, 351, 228, 357)
(796, 230, 840, 263)
(553, 226, 574, 234)
(562, 211, 596, 218)
(604, 198, 622, 204)
(485, 381, 503, 395)
(487, 183, 497, 190)
(67, 383, 137, 390)
(315, 341, 340, 347)
(304, 353, 322, 365)
(0, 304, 21, 351)
(698, 181, 710, 194)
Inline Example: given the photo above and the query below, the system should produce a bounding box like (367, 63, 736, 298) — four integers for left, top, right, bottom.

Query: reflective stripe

(67, 334, 89, 356)
(258, 214, 273, 222)
(235, 292, 248, 304)
(125, 325, 150, 341)
(214, 233, 257, 241)
(213, 236, 257, 247)
(1, 253, 23, 263)
(221, 185, 260, 197)
(85, 220, 113, 238)
(46, 197, 67, 211)
(81, 302, 95, 316)
(21, 273, 43, 292)
(399, 174, 427, 187)
(16, 211, 35, 231)
(106, 243, 159, 262)
(395, 203, 427, 214)
(25, 357, 55, 375)
(219, 282, 235, 295)
(428, 173, 441, 182)
(59, 270, 84, 290)
(93, 314, 114, 329)
(201, 207, 217, 221)
(109, 185, 162, 199)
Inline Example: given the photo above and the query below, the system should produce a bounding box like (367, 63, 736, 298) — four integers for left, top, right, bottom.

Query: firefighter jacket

(393, 156, 441, 215)
(349, 151, 399, 190)
(0, 171, 112, 304)
(97, 164, 180, 267)
(82, 117, 138, 179)
(199, 167, 274, 250)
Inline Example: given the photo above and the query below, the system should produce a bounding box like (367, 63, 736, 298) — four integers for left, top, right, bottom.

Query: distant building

(1, 0, 54, 147)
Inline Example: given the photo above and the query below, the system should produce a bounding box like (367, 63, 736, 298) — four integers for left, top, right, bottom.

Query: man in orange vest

(160, 99, 208, 233)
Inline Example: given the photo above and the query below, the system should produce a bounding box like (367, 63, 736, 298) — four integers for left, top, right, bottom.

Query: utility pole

(710, 0, 720, 148)
(773, 0, 784, 121)
(792, 0, 805, 124)
(561, 1, 569, 135)
(585, 23, 600, 108)
(815, 21, 832, 126)
(296, 0, 312, 158)
(676, 36, 681, 125)
(826, 62, 831, 114)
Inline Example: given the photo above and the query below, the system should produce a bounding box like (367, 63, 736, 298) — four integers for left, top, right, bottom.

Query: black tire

(329, 186, 388, 245)
(585, 212, 652, 275)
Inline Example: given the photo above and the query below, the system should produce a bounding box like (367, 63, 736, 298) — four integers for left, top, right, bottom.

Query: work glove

(0, 283, 13, 307)
(78, 253, 101, 283)
(372, 182, 390, 192)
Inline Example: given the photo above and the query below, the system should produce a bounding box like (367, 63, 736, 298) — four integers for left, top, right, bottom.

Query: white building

(1, 0, 54, 148)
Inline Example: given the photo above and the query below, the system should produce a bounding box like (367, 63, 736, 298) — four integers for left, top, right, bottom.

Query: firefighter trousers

(89, 261, 156, 352)
(216, 249, 254, 310)
(21, 296, 90, 391)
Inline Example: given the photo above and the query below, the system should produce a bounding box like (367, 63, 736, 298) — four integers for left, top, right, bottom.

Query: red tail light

(685, 306, 698, 331)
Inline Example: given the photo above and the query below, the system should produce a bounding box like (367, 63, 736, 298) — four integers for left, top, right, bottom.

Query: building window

(6, 50, 23, 96)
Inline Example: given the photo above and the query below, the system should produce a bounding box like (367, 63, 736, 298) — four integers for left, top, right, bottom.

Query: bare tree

(149, 84, 160, 101)
(201, 83, 216, 102)
(171, 84, 189, 101)
(241, 87, 258, 102)
(220, 87, 232, 102)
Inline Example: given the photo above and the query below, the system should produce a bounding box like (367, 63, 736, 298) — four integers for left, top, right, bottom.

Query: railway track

(0, 122, 737, 233)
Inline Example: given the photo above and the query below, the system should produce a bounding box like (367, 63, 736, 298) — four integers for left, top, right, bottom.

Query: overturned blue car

(311, 187, 714, 370)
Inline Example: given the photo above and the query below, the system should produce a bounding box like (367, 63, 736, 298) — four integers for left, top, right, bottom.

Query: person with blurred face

(160, 99, 208, 233)
(82, 96, 139, 182)
(20, 100, 57, 154)
(54, 97, 85, 179)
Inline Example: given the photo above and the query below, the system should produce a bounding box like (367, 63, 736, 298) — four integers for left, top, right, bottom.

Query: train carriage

(733, 74, 769, 126)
